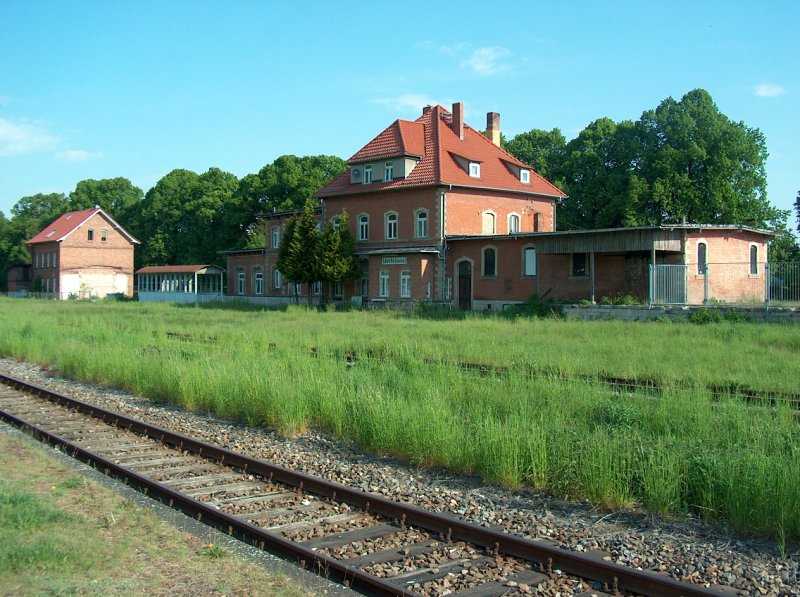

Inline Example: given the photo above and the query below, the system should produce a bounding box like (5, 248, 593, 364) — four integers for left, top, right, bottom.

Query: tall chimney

(486, 112, 501, 146)
(422, 105, 431, 115)
(452, 102, 464, 139)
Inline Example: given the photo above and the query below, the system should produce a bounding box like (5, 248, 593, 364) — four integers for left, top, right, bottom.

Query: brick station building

(24, 207, 139, 299)
(224, 103, 777, 308)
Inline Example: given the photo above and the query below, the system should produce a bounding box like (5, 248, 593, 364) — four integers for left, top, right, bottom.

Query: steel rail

(0, 372, 725, 597)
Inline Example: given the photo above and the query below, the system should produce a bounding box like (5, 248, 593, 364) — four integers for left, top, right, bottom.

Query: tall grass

(0, 298, 799, 540)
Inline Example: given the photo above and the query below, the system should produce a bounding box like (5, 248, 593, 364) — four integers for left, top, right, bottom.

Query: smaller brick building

(26, 207, 139, 299)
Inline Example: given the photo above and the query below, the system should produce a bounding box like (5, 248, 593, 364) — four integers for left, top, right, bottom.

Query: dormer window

(520, 169, 530, 184)
(384, 161, 393, 182)
(468, 162, 481, 178)
(351, 168, 361, 183)
(363, 165, 373, 184)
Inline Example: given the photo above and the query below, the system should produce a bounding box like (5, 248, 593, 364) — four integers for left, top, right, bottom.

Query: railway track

(0, 372, 729, 597)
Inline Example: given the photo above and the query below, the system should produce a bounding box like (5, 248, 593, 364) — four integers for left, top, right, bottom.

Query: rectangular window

(363, 165, 373, 184)
(358, 215, 369, 240)
(379, 270, 390, 297)
(272, 227, 280, 248)
(520, 169, 530, 184)
(469, 162, 480, 178)
(255, 270, 264, 294)
(237, 270, 246, 295)
(101, 229, 108, 241)
(333, 282, 343, 298)
(361, 270, 369, 296)
(524, 247, 537, 276)
(400, 269, 411, 298)
(384, 161, 393, 182)
(87, 229, 94, 241)
(571, 253, 587, 277)
(750, 245, 758, 276)
(509, 214, 520, 234)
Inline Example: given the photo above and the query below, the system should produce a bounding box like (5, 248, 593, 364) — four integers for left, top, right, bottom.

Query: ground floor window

(236, 268, 246, 294)
(379, 270, 390, 297)
(482, 246, 497, 277)
(254, 268, 264, 294)
(333, 282, 343, 298)
(523, 246, 536, 276)
(571, 253, 588, 277)
(361, 270, 369, 296)
(400, 269, 411, 298)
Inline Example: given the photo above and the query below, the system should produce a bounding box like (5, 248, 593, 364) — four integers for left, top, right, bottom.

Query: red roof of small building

(27, 207, 140, 245)
(136, 264, 222, 274)
(317, 104, 565, 199)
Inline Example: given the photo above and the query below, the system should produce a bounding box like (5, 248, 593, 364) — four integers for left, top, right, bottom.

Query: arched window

(750, 245, 758, 275)
(415, 210, 428, 238)
(236, 268, 246, 295)
(385, 212, 398, 239)
(523, 246, 536, 276)
(358, 214, 369, 240)
(254, 267, 263, 295)
(508, 213, 520, 234)
(482, 211, 496, 234)
(272, 266, 282, 289)
(482, 246, 497, 277)
(697, 242, 707, 275)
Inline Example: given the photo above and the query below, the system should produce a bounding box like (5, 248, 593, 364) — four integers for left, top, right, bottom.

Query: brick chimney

(452, 102, 464, 139)
(486, 112, 501, 146)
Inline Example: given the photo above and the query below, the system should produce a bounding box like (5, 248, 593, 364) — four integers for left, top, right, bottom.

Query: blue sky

(1, 1, 798, 232)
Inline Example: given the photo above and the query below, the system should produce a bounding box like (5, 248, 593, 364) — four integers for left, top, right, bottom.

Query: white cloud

(0, 117, 60, 156)
(461, 47, 510, 75)
(54, 149, 102, 162)
(755, 83, 785, 97)
(371, 93, 450, 113)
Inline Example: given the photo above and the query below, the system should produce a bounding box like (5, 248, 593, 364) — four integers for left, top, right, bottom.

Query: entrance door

(458, 260, 472, 310)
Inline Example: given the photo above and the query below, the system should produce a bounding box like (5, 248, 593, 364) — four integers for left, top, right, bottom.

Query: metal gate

(650, 264, 687, 305)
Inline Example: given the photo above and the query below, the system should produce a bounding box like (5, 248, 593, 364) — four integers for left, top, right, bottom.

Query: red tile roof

(317, 105, 565, 199)
(27, 207, 140, 245)
(136, 264, 222, 274)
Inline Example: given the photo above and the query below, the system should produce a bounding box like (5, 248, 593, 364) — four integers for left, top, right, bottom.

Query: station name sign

(381, 256, 408, 265)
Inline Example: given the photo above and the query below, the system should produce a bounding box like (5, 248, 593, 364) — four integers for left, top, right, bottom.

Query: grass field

(0, 297, 798, 545)
(0, 431, 311, 596)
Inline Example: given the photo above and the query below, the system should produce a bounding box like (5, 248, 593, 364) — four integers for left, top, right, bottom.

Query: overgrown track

(0, 373, 727, 597)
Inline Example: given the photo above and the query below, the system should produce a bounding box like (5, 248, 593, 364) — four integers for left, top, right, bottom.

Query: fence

(650, 262, 800, 306)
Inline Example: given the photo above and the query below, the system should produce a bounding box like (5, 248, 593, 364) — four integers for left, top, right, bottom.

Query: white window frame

(384, 161, 393, 182)
(379, 270, 390, 297)
(385, 212, 398, 240)
(272, 266, 281, 290)
(358, 214, 369, 241)
(520, 169, 530, 184)
(400, 269, 411, 298)
(508, 213, 520, 234)
(254, 267, 264, 294)
(468, 162, 480, 178)
(236, 268, 246, 295)
(415, 209, 428, 238)
(482, 211, 496, 234)
(523, 246, 537, 276)
(363, 164, 373, 184)
(272, 227, 280, 248)
(332, 215, 341, 231)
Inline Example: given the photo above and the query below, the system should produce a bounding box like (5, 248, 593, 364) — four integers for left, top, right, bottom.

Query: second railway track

(0, 372, 732, 596)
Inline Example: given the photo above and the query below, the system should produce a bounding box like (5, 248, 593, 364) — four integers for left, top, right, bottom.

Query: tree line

(1, 88, 798, 291)
(0, 155, 348, 290)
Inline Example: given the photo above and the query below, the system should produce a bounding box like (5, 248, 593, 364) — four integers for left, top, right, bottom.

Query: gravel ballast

(1, 357, 797, 596)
